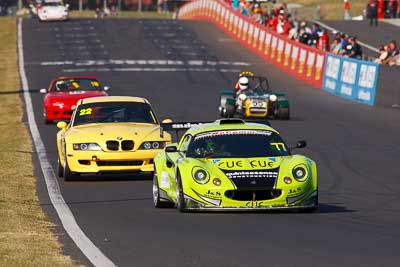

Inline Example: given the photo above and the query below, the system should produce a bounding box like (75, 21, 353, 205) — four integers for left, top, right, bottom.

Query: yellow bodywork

(56, 96, 171, 174)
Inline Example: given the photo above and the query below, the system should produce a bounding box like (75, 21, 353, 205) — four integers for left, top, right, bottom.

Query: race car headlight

(238, 93, 247, 101)
(73, 143, 101, 151)
(139, 141, 166, 150)
(292, 165, 308, 181)
(192, 167, 210, 184)
(269, 94, 277, 102)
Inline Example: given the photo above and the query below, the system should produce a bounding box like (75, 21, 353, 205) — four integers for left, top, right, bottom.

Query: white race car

(36, 0, 69, 21)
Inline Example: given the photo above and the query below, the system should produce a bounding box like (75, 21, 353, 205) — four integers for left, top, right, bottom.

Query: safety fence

(178, 0, 381, 106)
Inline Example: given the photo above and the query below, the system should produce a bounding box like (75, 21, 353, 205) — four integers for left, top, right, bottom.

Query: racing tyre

(153, 169, 174, 208)
(277, 107, 290, 120)
(57, 158, 64, 178)
(219, 95, 228, 117)
(225, 103, 235, 118)
(63, 157, 76, 181)
(44, 117, 52, 124)
(176, 172, 187, 212)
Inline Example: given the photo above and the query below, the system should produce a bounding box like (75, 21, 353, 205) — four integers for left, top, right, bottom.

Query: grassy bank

(282, 0, 367, 20)
(0, 17, 77, 266)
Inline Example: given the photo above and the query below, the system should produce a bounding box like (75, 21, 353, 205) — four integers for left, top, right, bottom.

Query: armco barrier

(178, 0, 383, 107)
(178, 0, 324, 88)
(323, 54, 379, 106)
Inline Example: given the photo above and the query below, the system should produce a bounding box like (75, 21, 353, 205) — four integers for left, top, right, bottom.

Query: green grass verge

(276, 0, 367, 20)
(0, 17, 78, 267)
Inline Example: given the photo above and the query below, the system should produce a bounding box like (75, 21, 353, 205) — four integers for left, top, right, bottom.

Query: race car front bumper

(182, 190, 318, 211)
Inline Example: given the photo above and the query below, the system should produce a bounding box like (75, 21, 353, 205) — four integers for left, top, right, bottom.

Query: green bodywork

(153, 120, 317, 211)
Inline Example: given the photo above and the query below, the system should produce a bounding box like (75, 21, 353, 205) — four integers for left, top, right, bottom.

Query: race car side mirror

(165, 145, 178, 153)
(289, 140, 307, 150)
(296, 140, 307, 148)
(162, 118, 173, 123)
(57, 121, 68, 130)
(103, 86, 110, 91)
(39, 88, 47, 94)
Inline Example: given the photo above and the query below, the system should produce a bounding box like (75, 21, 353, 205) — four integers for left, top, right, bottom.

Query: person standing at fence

(343, 0, 351, 20)
(367, 0, 378, 26)
(389, 0, 398, 18)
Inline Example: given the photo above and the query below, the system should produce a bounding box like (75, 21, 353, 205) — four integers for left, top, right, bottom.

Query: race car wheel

(63, 157, 76, 181)
(153, 169, 174, 208)
(277, 107, 290, 120)
(176, 172, 187, 212)
(57, 157, 64, 178)
(225, 103, 235, 118)
(219, 95, 229, 117)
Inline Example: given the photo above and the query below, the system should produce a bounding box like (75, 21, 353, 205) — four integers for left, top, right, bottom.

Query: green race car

(219, 71, 290, 120)
(153, 119, 318, 212)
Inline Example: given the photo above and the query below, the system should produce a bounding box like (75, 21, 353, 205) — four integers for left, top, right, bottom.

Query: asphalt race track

(22, 18, 400, 267)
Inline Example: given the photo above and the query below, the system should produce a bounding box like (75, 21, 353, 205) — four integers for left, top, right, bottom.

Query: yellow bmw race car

(56, 96, 171, 181)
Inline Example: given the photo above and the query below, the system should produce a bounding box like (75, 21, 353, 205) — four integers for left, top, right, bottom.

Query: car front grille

(106, 141, 119, 151)
(106, 140, 135, 151)
(225, 189, 282, 201)
(121, 140, 134, 150)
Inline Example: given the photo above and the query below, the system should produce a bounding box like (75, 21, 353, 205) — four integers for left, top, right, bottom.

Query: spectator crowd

(223, 0, 399, 65)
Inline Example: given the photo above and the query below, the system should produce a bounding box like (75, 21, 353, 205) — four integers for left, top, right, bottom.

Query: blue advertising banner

(322, 54, 379, 106)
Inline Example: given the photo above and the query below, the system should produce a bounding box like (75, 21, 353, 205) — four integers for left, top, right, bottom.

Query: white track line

(313, 20, 379, 53)
(17, 18, 116, 267)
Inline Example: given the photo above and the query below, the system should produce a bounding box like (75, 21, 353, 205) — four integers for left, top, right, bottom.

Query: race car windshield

(52, 79, 102, 92)
(186, 130, 289, 158)
(73, 102, 157, 126)
(42, 2, 64, 6)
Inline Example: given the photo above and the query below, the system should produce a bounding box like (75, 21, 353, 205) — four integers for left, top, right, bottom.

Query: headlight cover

(292, 164, 308, 181)
(238, 93, 247, 101)
(73, 143, 101, 151)
(139, 141, 166, 150)
(269, 94, 277, 101)
(192, 167, 210, 184)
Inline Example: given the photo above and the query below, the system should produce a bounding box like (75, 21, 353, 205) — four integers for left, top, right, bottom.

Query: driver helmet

(238, 76, 249, 90)
(55, 80, 67, 91)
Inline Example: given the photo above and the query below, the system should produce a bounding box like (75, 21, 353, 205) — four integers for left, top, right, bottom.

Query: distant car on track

(35, 0, 69, 22)
(56, 96, 172, 181)
(40, 76, 110, 124)
(219, 71, 290, 120)
(153, 119, 318, 211)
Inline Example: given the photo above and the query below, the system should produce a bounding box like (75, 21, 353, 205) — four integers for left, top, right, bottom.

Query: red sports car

(40, 76, 110, 123)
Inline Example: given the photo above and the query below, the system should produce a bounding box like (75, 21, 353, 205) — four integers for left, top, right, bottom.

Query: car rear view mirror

(103, 86, 110, 91)
(165, 145, 178, 153)
(57, 121, 67, 130)
(39, 88, 47, 94)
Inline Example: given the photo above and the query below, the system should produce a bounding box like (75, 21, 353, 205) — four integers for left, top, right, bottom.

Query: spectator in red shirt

(317, 30, 330, 52)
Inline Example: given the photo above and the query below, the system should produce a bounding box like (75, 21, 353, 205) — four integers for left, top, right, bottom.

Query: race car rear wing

(160, 119, 271, 140)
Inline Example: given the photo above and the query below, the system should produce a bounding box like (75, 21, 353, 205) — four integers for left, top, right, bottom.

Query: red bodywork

(43, 76, 108, 122)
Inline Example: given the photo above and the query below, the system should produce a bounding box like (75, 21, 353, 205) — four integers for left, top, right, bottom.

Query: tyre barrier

(178, 0, 384, 107)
